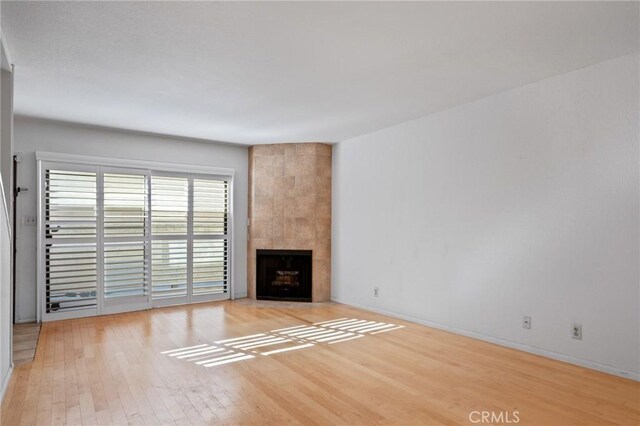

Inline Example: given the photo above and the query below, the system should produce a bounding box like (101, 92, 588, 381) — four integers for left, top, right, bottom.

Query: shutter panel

(192, 177, 229, 296)
(193, 178, 228, 236)
(45, 170, 97, 239)
(151, 240, 187, 299)
(104, 242, 148, 299)
(151, 176, 188, 235)
(44, 168, 98, 314)
(193, 240, 227, 295)
(104, 173, 148, 238)
(103, 171, 150, 305)
(151, 175, 189, 301)
(46, 243, 97, 313)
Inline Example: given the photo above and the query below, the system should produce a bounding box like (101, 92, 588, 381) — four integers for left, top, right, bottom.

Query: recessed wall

(248, 143, 332, 302)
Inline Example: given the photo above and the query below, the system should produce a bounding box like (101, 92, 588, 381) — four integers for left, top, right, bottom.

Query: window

(39, 159, 232, 321)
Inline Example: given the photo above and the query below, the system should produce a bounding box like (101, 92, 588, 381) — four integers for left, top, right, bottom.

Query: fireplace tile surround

(248, 143, 331, 302)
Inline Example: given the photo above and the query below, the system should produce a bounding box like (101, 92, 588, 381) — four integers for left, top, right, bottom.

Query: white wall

(332, 54, 640, 379)
(0, 6, 14, 399)
(1, 68, 12, 212)
(14, 116, 249, 322)
(0, 182, 11, 397)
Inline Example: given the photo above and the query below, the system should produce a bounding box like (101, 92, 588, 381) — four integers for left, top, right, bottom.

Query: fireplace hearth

(256, 250, 312, 302)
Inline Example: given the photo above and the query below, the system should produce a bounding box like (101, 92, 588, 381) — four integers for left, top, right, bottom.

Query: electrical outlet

(374, 287, 379, 297)
(572, 324, 582, 340)
(23, 216, 36, 226)
(522, 315, 531, 329)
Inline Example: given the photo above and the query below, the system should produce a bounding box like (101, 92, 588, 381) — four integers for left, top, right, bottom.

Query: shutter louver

(104, 173, 148, 238)
(193, 179, 228, 235)
(192, 177, 229, 296)
(103, 172, 150, 305)
(104, 242, 149, 299)
(151, 176, 188, 235)
(46, 243, 98, 312)
(151, 240, 187, 299)
(151, 175, 189, 301)
(45, 169, 98, 314)
(193, 240, 228, 295)
(45, 170, 97, 239)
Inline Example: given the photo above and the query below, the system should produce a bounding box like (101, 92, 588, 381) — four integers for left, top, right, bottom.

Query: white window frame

(36, 151, 235, 322)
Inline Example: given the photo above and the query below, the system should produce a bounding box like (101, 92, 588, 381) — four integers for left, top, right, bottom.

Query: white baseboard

(15, 317, 37, 324)
(233, 292, 247, 299)
(331, 297, 639, 382)
(1, 362, 13, 402)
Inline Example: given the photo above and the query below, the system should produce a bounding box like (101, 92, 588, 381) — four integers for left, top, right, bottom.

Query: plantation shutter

(151, 175, 189, 301)
(103, 172, 149, 304)
(40, 158, 233, 321)
(44, 167, 98, 314)
(192, 178, 229, 296)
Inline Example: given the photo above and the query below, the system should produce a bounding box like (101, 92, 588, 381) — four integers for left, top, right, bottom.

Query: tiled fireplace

(247, 143, 331, 302)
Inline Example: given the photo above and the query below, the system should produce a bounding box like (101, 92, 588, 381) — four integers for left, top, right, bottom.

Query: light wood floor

(13, 323, 42, 366)
(1, 300, 638, 425)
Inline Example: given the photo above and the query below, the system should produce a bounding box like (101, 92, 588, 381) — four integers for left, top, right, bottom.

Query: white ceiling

(2, 1, 638, 145)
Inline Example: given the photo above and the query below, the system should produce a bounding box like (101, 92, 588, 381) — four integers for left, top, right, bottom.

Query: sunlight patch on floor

(162, 318, 404, 368)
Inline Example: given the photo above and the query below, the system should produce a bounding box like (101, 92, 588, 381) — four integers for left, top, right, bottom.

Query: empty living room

(0, 1, 638, 425)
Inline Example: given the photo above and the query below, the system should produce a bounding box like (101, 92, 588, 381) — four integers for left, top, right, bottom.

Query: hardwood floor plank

(2, 300, 638, 425)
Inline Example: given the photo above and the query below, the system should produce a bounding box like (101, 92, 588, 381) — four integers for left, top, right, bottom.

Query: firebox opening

(256, 250, 312, 302)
